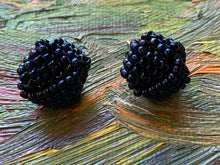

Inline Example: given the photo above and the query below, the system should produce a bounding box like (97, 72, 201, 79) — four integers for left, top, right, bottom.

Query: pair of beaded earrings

(17, 31, 190, 109)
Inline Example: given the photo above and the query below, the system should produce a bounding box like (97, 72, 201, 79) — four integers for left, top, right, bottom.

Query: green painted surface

(0, 0, 219, 164)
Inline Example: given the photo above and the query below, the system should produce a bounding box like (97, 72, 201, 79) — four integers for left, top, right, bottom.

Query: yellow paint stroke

(190, 41, 219, 55)
(116, 142, 165, 164)
(7, 121, 120, 164)
(21, 149, 59, 164)
(75, 121, 119, 144)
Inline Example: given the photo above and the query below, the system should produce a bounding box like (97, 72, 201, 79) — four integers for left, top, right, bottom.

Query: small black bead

(48, 41, 57, 50)
(170, 41, 178, 50)
(55, 48, 62, 56)
(133, 89, 142, 96)
(20, 90, 28, 99)
(141, 33, 148, 40)
(123, 58, 129, 65)
(24, 61, 32, 70)
(175, 58, 181, 65)
(164, 48, 173, 58)
(54, 38, 64, 45)
(66, 76, 73, 84)
(131, 54, 138, 61)
(37, 45, 48, 54)
(120, 67, 128, 78)
(17, 65, 25, 75)
(61, 44, 69, 51)
(145, 51, 153, 61)
(173, 66, 178, 73)
(150, 38, 157, 45)
(139, 40, 145, 46)
(125, 61, 132, 70)
(42, 53, 52, 63)
(128, 83, 134, 90)
(67, 51, 74, 59)
(138, 46, 146, 55)
(130, 41, 138, 51)
(157, 44, 165, 52)
(156, 34, 164, 40)
(35, 39, 44, 47)
(185, 77, 191, 83)
(23, 56, 30, 63)
(61, 56, 69, 65)
(17, 83, 24, 90)
(152, 56, 159, 65)
(127, 74, 135, 83)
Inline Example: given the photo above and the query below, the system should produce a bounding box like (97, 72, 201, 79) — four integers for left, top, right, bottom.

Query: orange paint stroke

(186, 52, 220, 76)
(106, 98, 220, 144)
(128, 124, 220, 144)
(189, 64, 220, 76)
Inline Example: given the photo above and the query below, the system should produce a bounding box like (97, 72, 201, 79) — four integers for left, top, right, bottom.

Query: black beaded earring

(17, 38, 91, 108)
(120, 31, 190, 97)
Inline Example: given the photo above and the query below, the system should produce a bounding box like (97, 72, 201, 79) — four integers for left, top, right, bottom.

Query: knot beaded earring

(17, 38, 91, 108)
(120, 31, 190, 97)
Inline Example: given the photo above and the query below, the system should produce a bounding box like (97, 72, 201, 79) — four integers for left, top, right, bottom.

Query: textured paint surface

(0, 0, 220, 164)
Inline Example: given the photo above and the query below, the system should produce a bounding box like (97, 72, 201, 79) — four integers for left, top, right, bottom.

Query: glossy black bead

(125, 61, 132, 70)
(156, 34, 164, 40)
(150, 38, 158, 46)
(61, 44, 69, 51)
(20, 90, 28, 99)
(152, 56, 159, 65)
(145, 51, 153, 61)
(54, 38, 64, 45)
(141, 33, 148, 40)
(66, 76, 73, 84)
(61, 56, 69, 65)
(164, 48, 173, 58)
(170, 41, 178, 50)
(48, 41, 57, 50)
(120, 67, 128, 78)
(42, 53, 52, 63)
(139, 40, 145, 46)
(35, 39, 44, 47)
(17, 83, 24, 90)
(131, 54, 138, 61)
(23, 56, 30, 63)
(138, 46, 146, 55)
(133, 89, 142, 96)
(128, 83, 134, 90)
(157, 44, 165, 52)
(67, 51, 74, 59)
(127, 74, 135, 83)
(123, 58, 129, 65)
(185, 77, 191, 83)
(130, 41, 138, 51)
(55, 48, 62, 56)
(17, 65, 25, 75)
(175, 58, 181, 65)
(37, 45, 48, 54)
(24, 61, 32, 70)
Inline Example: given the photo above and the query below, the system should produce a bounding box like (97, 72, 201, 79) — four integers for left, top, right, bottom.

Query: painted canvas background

(0, 0, 219, 164)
